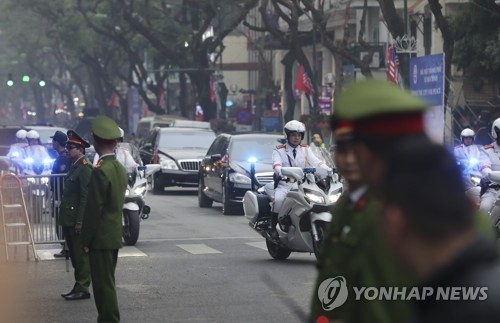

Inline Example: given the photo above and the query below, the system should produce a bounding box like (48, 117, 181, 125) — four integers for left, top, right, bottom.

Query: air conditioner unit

(360, 52, 380, 68)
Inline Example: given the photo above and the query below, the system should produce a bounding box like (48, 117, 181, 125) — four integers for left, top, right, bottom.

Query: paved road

(0, 187, 318, 322)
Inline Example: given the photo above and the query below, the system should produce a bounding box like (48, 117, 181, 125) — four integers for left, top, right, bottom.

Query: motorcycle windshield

(310, 146, 335, 168)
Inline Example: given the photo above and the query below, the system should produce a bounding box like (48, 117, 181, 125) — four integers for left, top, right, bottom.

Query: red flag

(387, 45, 400, 85)
(109, 91, 119, 108)
(295, 65, 314, 96)
(209, 75, 217, 103)
(157, 88, 165, 108)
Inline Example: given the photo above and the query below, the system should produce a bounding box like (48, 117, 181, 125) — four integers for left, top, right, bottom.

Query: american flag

(387, 45, 400, 85)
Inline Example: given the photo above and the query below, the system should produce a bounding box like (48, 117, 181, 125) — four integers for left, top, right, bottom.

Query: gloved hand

(274, 166, 282, 178)
(480, 177, 492, 197)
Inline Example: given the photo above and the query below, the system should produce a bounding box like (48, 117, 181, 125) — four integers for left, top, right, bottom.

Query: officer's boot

(269, 212, 279, 239)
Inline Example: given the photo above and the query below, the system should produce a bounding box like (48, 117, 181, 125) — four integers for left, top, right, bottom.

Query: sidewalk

(0, 244, 148, 323)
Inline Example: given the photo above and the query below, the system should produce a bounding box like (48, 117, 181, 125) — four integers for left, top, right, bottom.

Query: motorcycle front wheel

(266, 239, 291, 260)
(312, 221, 327, 259)
(123, 210, 140, 246)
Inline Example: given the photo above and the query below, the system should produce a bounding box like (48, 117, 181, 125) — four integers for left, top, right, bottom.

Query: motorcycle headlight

(11, 151, 19, 157)
(134, 184, 147, 196)
(304, 190, 325, 204)
(229, 172, 251, 184)
(328, 192, 342, 203)
(469, 158, 478, 166)
(160, 156, 178, 170)
(44, 158, 55, 165)
(24, 158, 34, 164)
(125, 189, 130, 196)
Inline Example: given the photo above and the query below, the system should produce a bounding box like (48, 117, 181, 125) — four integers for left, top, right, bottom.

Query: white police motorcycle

(123, 164, 160, 245)
(243, 163, 342, 260)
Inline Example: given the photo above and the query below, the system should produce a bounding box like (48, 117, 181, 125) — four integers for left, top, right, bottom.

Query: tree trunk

(282, 50, 297, 123)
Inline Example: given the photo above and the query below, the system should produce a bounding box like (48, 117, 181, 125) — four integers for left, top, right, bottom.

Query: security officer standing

(310, 118, 414, 323)
(60, 130, 93, 300)
(51, 130, 71, 258)
(81, 116, 128, 323)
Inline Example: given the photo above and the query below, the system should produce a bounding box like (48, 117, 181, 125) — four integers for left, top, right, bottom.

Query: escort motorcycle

(20, 155, 55, 223)
(243, 165, 342, 260)
(485, 171, 500, 232)
(123, 164, 160, 245)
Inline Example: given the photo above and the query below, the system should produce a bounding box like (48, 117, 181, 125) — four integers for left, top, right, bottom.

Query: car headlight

(304, 190, 325, 204)
(134, 184, 147, 196)
(160, 156, 178, 170)
(328, 192, 342, 203)
(229, 172, 251, 184)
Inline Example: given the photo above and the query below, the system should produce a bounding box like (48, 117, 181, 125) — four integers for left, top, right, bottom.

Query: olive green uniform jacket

(81, 155, 128, 249)
(310, 190, 415, 323)
(59, 157, 93, 226)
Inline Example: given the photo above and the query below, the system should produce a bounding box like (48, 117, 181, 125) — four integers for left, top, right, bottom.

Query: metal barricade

(17, 173, 66, 245)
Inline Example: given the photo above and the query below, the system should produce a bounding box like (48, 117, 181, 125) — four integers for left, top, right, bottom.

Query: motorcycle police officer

(7, 129, 29, 172)
(272, 120, 330, 234)
(453, 128, 491, 205)
(480, 118, 500, 213)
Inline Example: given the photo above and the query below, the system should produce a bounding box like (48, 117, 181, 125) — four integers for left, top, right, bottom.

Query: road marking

(246, 241, 267, 251)
(119, 246, 147, 257)
(141, 236, 258, 242)
(36, 246, 147, 260)
(177, 244, 223, 255)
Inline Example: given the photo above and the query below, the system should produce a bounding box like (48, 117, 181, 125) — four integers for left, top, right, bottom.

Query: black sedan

(139, 127, 216, 193)
(198, 133, 283, 215)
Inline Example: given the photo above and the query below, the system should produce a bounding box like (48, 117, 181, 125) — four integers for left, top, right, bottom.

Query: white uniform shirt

(454, 144, 491, 176)
(272, 142, 329, 174)
(7, 143, 28, 159)
(25, 144, 50, 160)
(482, 142, 500, 174)
(94, 146, 137, 171)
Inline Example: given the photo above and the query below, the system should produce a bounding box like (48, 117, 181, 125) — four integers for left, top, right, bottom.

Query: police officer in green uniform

(60, 130, 93, 300)
(310, 118, 415, 323)
(310, 79, 494, 323)
(81, 116, 127, 323)
(51, 130, 72, 258)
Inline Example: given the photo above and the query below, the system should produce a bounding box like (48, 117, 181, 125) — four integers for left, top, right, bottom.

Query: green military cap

(336, 79, 428, 120)
(67, 130, 90, 148)
(336, 79, 429, 137)
(91, 116, 121, 140)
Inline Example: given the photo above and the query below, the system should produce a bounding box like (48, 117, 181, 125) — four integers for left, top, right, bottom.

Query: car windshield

(34, 128, 68, 145)
(158, 131, 215, 149)
(229, 136, 283, 163)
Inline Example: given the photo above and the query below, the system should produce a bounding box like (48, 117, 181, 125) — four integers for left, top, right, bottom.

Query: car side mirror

(210, 154, 222, 162)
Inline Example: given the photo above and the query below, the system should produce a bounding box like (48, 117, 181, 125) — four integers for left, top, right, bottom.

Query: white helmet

(460, 128, 475, 141)
(284, 120, 306, 140)
(26, 130, 40, 139)
(492, 118, 500, 139)
(16, 129, 27, 139)
(119, 127, 124, 138)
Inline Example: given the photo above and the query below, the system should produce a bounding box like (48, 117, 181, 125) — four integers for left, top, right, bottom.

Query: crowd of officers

(309, 79, 500, 323)
(24, 117, 128, 323)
